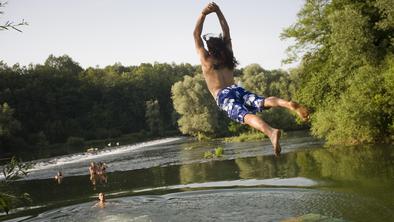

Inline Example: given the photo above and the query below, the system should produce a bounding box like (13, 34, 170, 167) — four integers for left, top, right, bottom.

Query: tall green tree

(282, 0, 394, 144)
(0, 103, 20, 138)
(145, 99, 163, 135)
(172, 74, 224, 139)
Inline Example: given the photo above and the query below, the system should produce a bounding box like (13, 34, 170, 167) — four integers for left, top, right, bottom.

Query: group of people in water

(88, 161, 108, 186)
(53, 161, 108, 207)
(54, 161, 108, 186)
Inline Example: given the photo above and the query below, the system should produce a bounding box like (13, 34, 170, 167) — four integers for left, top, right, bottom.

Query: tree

(145, 99, 163, 135)
(0, 103, 20, 138)
(43, 54, 83, 76)
(282, 0, 394, 144)
(240, 64, 303, 130)
(172, 74, 224, 139)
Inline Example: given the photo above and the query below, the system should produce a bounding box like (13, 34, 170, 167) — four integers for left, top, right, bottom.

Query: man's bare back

(201, 60, 235, 98)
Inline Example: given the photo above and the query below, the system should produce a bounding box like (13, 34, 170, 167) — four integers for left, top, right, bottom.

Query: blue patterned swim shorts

(216, 85, 265, 123)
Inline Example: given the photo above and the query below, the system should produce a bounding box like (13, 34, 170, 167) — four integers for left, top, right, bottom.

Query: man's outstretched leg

(264, 97, 310, 121)
(244, 114, 281, 157)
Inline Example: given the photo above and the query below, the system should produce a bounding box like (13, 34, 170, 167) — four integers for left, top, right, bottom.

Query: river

(1, 133, 393, 221)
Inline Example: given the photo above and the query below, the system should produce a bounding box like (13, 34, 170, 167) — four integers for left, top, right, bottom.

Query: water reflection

(2, 139, 394, 221)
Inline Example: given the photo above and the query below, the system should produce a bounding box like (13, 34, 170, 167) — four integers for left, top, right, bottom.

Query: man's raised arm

(193, 13, 207, 56)
(193, 3, 215, 59)
(212, 3, 232, 48)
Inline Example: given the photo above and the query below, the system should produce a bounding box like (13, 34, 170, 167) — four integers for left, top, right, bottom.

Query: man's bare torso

(202, 58, 235, 98)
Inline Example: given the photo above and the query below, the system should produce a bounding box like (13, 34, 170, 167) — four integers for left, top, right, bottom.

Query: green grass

(214, 147, 223, 157)
(203, 146, 224, 159)
(224, 132, 266, 142)
(204, 151, 213, 159)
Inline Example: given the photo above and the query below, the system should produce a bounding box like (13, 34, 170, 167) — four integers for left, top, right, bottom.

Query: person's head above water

(203, 33, 238, 70)
(98, 192, 105, 203)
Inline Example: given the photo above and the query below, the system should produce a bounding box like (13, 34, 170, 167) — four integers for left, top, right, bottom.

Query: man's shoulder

(201, 57, 215, 69)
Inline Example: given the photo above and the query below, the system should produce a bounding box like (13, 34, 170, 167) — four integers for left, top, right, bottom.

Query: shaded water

(1, 134, 393, 222)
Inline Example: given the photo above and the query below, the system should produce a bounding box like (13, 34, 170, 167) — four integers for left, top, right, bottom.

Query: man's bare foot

(269, 129, 281, 157)
(289, 101, 310, 122)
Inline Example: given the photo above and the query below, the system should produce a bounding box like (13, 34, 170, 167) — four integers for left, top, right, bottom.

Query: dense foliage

(171, 64, 306, 139)
(0, 53, 304, 157)
(282, 0, 393, 144)
(171, 74, 227, 139)
(0, 55, 197, 156)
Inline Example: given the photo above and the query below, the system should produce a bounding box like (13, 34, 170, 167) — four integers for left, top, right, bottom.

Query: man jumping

(193, 2, 309, 156)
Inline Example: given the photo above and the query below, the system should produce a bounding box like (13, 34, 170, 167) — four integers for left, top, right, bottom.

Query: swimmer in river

(193, 2, 309, 156)
(88, 162, 98, 186)
(97, 162, 108, 184)
(54, 171, 63, 184)
(96, 192, 106, 208)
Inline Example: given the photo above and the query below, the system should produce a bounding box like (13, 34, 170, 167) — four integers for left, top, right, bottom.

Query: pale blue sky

(0, 0, 303, 69)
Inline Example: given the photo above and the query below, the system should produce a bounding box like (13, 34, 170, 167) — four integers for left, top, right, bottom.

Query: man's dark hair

(203, 34, 238, 70)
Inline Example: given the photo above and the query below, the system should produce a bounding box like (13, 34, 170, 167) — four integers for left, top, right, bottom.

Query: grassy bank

(223, 130, 312, 143)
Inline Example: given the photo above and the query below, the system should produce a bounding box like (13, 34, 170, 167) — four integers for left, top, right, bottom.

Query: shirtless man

(193, 2, 309, 156)
(97, 162, 108, 184)
(88, 162, 97, 186)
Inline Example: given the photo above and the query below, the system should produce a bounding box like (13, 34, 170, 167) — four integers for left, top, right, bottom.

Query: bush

(204, 151, 213, 159)
(214, 147, 223, 157)
(312, 64, 386, 144)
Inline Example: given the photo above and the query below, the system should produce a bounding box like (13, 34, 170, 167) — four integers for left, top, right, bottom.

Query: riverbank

(1, 130, 181, 164)
(223, 130, 313, 143)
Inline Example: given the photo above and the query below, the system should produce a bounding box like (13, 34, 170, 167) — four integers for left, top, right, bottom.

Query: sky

(0, 0, 303, 70)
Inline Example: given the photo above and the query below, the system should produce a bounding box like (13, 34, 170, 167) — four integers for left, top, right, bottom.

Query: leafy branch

(0, 157, 32, 215)
(2, 156, 31, 181)
(0, 1, 28, 32)
(0, 192, 31, 215)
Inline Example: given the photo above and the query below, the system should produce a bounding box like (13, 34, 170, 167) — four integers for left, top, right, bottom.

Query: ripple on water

(132, 177, 319, 193)
(12, 188, 392, 222)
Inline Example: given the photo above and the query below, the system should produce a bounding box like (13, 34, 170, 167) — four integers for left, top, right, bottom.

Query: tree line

(0, 55, 197, 157)
(0, 54, 305, 158)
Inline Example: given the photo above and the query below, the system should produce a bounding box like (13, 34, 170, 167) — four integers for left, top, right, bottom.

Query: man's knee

(264, 96, 278, 108)
(243, 113, 257, 125)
